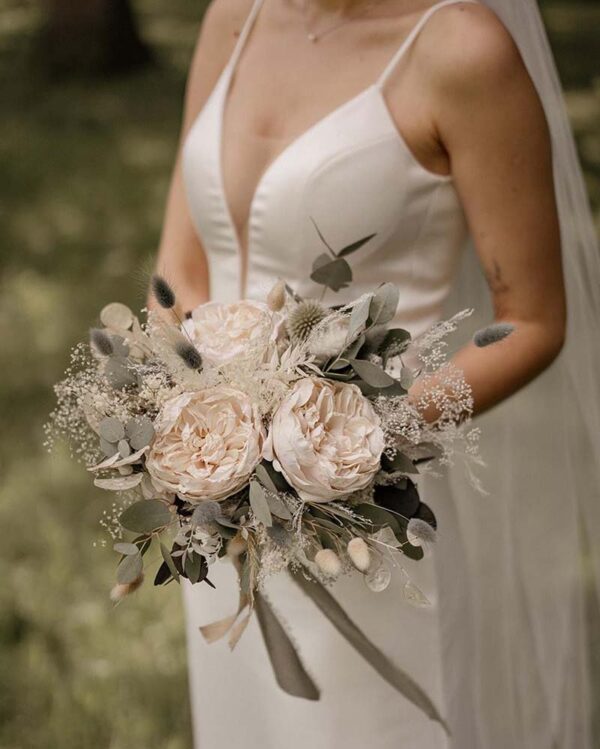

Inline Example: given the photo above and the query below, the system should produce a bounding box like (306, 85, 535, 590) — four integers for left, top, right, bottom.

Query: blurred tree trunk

(39, 0, 152, 76)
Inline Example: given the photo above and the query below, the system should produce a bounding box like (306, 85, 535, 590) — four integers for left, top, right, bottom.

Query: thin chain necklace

(302, 0, 384, 43)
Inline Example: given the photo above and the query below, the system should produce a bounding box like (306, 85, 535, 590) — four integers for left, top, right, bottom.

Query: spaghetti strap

(376, 0, 477, 89)
(226, 0, 266, 75)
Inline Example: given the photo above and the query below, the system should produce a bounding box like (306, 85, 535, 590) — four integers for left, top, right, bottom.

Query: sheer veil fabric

(442, 0, 599, 744)
(180, 1, 599, 746)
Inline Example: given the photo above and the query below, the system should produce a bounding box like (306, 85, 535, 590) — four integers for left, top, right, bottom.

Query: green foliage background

(0, 1, 598, 747)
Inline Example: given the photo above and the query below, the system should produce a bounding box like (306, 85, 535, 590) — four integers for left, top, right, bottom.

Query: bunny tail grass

(175, 340, 203, 370)
(473, 322, 515, 348)
(151, 275, 176, 309)
(90, 328, 114, 356)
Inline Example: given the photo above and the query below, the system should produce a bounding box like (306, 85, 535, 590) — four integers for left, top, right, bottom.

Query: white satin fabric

(180, 1, 592, 747)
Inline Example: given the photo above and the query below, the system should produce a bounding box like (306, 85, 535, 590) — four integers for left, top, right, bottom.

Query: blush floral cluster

(47, 231, 510, 723)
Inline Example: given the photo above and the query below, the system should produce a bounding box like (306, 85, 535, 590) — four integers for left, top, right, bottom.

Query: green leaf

(347, 296, 372, 339)
(347, 358, 396, 388)
(255, 461, 290, 494)
(310, 257, 352, 292)
(153, 561, 172, 586)
(184, 553, 205, 584)
(119, 499, 173, 534)
(249, 480, 273, 527)
(355, 502, 400, 533)
(380, 328, 411, 365)
(381, 452, 419, 475)
(336, 232, 377, 258)
(117, 552, 143, 584)
(341, 333, 365, 360)
(368, 283, 400, 326)
(98, 417, 124, 443)
(114, 542, 139, 556)
(265, 492, 293, 521)
(125, 416, 154, 451)
(160, 543, 180, 582)
(353, 378, 407, 397)
(311, 252, 332, 272)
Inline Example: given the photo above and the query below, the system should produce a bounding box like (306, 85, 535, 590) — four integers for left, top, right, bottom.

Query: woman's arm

(150, 0, 252, 313)
(410, 3, 566, 418)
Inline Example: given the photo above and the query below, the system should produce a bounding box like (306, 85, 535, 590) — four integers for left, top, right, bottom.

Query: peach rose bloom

(264, 377, 384, 502)
(146, 387, 264, 502)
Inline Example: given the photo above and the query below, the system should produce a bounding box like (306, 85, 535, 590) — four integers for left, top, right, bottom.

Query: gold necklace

(302, 0, 384, 43)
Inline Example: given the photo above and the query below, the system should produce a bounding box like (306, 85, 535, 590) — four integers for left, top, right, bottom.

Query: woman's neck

(309, 0, 371, 13)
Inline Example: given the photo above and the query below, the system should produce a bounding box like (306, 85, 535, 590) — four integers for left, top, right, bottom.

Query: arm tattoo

(484, 260, 510, 296)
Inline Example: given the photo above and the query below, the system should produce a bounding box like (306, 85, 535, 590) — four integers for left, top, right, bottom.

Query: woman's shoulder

(416, 2, 528, 96)
(201, 0, 256, 45)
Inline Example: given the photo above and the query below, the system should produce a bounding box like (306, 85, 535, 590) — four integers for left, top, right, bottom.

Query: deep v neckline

(217, 63, 379, 256)
(212, 0, 467, 297)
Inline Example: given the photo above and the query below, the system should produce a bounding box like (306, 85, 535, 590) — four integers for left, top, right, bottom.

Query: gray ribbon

(290, 568, 449, 734)
(254, 590, 320, 701)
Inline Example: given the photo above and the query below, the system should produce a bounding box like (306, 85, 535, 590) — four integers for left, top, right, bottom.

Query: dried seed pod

(315, 548, 342, 578)
(267, 279, 286, 311)
(347, 537, 371, 572)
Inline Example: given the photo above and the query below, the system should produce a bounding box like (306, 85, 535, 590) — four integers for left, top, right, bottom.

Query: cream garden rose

(146, 387, 264, 502)
(264, 377, 384, 502)
(182, 300, 282, 366)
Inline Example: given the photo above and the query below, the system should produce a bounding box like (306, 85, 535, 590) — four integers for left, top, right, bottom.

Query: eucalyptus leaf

(105, 357, 137, 390)
(400, 367, 414, 390)
(153, 560, 172, 586)
(184, 553, 205, 584)
(381, 452, 419, 475)
(117, 552, 143, 584)
(327, 357, 351, 372)
(125, 416, 155, 451)
(119, 499, 173, 534)
(310, 257, 352, 292)
(354, 379, 407, 397)
(311, 252, 331, 272)
(380, 328, 411, 364)
(347, 358, 396, 388)
(355, 502, 400, 533)
(110, 335, 130, 358)
(255, 461, 290, 494)
(265, 491, 293, 520)
(160, 543, 180, 581)
(118, 439, 131, 458)
(98, 417, 125, 444)
(249, 480, 273, 527)
(347, 296, 372, 339)
(114, 542, 139, 556)
(374, 481, 420, 519)
(368, 283, 400, 326)
(341, 333, 365, 360)
(100, 438, 119, 457)
(94, 474, 143, 491)
(336, 232, 376, 258)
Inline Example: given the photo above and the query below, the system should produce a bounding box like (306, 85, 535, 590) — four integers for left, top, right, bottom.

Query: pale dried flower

(347, 537, 371, 572)
(315, 549, 342, 578)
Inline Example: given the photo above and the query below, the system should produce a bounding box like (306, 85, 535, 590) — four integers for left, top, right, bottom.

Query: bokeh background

(0, 1, 598, 747)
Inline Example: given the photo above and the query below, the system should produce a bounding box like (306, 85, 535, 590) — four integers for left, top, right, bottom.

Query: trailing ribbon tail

(254, 590, 320, 701)
(291, 568, 450, 734)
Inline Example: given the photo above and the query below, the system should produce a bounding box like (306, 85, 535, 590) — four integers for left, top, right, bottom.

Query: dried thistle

(287, 300, 326, 342)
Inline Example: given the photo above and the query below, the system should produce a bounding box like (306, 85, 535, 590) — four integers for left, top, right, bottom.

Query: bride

(151, 0, 599, 746)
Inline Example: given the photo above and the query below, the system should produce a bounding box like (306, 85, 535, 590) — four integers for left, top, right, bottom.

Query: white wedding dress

(180, 1, 593, 747)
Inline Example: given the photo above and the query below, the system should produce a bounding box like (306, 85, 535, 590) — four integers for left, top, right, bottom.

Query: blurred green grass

(0, 1, 598, 747)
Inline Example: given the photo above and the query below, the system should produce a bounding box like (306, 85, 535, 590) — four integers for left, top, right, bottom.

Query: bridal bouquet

(47, 230, 511, 727)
